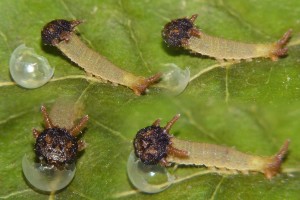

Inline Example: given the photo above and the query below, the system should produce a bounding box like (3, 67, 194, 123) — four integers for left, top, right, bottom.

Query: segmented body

(57, 33, 142, 89)
(168, 138, 269, 172)
(188, 33, 273, 60)
(49, 98, 84, 130)
(162, 14, 292, 61)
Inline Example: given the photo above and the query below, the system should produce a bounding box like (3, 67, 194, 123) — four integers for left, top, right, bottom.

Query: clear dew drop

(9, 44, 54, 89)
(22, 153, 75, 192)
(127, 151, 174, 193)
(155, 63, 190, 95)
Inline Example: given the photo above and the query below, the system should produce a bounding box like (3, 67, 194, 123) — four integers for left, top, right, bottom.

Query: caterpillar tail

(269, 29, 292, 61)
(263, 139, 290, 179)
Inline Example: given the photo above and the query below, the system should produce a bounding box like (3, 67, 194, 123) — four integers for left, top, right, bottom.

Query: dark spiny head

(133, 125, 170, 165)
(41, 19, 81, 46)
(162, 16, 195, 48)
(34, 127, 78, 167)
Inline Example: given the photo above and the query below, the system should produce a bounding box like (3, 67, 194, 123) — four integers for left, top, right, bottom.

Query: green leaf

(1, 0, 300, 199)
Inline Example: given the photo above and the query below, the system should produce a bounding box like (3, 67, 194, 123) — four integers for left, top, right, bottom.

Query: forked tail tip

(132, 73, 162, 95)
(270, 29, 292, 61)
(264, 139, 290, 179)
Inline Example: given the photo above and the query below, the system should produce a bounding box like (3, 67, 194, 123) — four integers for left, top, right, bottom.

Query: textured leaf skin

(0, 0, 300, 199)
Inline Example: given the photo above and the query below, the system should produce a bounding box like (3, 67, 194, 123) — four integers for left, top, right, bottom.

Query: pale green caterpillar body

(162, 14, 292, 61)
(188, 33, 275, 60)
(56, 33, 145, 89)
(168, 137, 289, 179)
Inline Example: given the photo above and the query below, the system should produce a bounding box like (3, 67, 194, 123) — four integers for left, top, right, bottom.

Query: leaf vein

(209, 175, 226, 200)
(0, 189, 31, 199)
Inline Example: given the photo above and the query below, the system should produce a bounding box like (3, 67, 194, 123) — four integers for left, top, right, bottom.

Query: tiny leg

(181, 38, 190, 48)
(69, 115, 89, 137)
(216, 59, 226, 66)
(264, 139, 290, 179)
(164, 114, 180, 132)
(41, 105, 54, 129)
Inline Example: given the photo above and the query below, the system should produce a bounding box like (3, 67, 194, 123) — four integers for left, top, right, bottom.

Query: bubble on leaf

(9, 44, 54, 89)
(22, 153, 75, 192)
(156, 63, 190, 95)
(127, 151, 174, 193)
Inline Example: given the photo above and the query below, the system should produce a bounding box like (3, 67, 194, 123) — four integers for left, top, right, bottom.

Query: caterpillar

(162, 14, 292, 61)
(33, 105, 89, 169)
(133, 114, 290, 179)
(41, 19, 161, 95)
(22, 102, 89, 192)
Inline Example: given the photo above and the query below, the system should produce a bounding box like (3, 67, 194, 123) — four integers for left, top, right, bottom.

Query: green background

(0, 0, 300, 199)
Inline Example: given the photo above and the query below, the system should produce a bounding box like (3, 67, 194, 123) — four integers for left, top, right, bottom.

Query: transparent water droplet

(156, 63, 190, 95)
(9, 44, 54, 89)
(22, 153, 75, 192)
(127, 151, 174, 193)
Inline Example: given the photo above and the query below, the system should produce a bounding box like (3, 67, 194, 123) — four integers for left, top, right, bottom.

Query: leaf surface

(0, 0, 300, 199)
